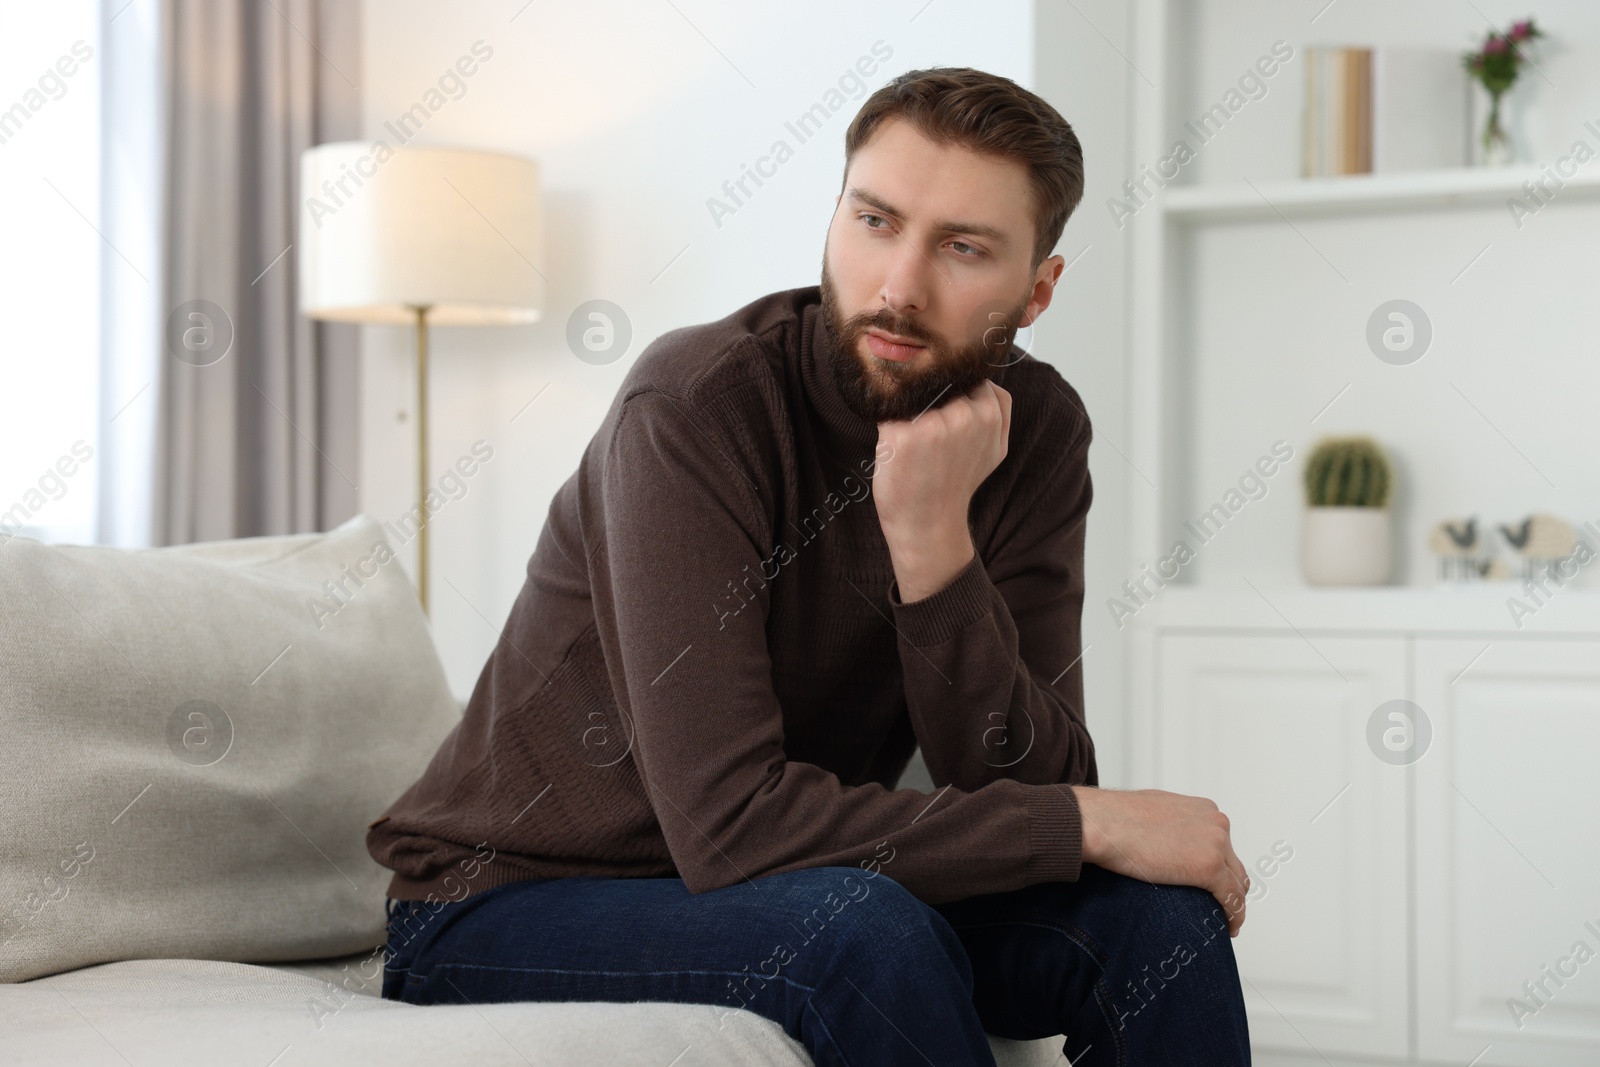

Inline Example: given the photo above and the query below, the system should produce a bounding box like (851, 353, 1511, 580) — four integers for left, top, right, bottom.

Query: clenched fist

(1071, 785, 1253, 937)
(873, 380, 1012, 602)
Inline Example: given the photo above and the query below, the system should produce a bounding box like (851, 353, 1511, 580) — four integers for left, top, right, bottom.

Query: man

(369, 66, 1253, 1065)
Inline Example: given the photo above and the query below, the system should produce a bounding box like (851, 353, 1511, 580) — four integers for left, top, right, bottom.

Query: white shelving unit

(1125, 4, 1600, 587)
(1149, 582, 1600, 634)
(1123, 3, 1600, 1063)
(1163, 165, 1600, 224)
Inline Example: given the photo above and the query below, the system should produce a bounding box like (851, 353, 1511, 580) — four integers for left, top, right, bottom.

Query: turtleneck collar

(798, 287, 883, 462)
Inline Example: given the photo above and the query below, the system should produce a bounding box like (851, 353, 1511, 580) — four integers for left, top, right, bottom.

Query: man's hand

(1070, 785, 1253, 937)
(874, 380, 1012, 602)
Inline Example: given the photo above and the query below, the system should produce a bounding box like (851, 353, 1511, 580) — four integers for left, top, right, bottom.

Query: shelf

(1142, 583, 1600, 635)
(1160, 164, 1600, 224)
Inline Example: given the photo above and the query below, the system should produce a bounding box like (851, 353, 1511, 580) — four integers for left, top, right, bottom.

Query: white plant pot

(1300, 506, 1392, 586)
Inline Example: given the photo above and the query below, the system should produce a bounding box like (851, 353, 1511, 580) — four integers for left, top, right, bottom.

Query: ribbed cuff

(887, 551, 994, 646)
(1024, 784, 1084, 884)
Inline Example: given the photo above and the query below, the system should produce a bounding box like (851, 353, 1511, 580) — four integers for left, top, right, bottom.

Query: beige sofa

(0, 515, 1065, 1065)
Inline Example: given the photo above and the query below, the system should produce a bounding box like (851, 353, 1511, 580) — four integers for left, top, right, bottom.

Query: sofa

(0, 515, 1067, 1065)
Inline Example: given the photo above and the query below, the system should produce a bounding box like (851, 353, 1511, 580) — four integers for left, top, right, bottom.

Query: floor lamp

(298, 144, 544, 614)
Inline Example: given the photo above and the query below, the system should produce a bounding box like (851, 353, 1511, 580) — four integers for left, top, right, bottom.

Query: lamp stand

(411, 304, 433, 615)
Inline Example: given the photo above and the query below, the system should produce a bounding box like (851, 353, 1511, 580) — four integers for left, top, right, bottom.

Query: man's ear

(1023, 254, 1067, 325)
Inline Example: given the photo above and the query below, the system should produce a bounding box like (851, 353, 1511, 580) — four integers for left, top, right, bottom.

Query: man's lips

(863, 329, 926, 362)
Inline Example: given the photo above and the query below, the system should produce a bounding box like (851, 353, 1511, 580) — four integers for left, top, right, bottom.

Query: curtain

(153, 0, 361, 545)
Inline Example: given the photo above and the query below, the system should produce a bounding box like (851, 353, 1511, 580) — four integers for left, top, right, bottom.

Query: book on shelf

(1304, 46, 1371, 177)
(1304, 46, 1471, 178)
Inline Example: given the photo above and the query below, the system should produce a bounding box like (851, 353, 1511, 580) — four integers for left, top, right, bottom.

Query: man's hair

(842, 67, 1085, 271)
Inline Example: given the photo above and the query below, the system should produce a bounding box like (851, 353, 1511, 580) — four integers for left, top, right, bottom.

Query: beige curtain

(153, 0, 361, 545)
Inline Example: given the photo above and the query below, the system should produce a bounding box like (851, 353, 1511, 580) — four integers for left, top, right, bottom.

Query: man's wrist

(1070, 785, 1101, 864)
(884, 522, 974, 603)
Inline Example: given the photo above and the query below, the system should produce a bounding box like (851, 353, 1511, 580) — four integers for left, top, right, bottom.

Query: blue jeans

(381, 863, 1251, 1066)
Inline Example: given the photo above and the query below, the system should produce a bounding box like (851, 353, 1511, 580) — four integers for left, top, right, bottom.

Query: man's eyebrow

(845, 186, 1010, 244)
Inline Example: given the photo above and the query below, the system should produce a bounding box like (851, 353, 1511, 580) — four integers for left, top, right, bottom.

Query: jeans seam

(942, 918, 1127, 1067)
(807, 973, 953, 1067)
(803, 998, 854, 1067)
(1092, 980, 1129, 1067)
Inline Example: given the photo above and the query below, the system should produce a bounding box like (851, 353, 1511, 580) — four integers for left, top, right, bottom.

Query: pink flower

(1484, 36, 1509, 55)
(1510, 20, 1532, 40)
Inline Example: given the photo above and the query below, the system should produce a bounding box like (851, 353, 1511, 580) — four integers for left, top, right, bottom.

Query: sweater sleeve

(590, 388, 1084, 905)
(886, 406, 1098, 801)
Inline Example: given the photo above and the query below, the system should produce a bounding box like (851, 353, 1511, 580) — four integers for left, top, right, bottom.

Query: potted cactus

(1300, 435, 1394, 585)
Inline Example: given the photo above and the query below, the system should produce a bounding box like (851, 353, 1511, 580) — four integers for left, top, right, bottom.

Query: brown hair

(842, 67, 1085, 271)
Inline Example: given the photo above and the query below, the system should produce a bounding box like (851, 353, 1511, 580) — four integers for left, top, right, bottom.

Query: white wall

(355, 0, 1149, 742)
(1032, 0, 1135, 785)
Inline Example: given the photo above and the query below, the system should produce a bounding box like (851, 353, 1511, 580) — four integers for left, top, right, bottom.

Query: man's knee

(759, 866, 958, 973)
(1051, 869, 1233, 975)
(1113, 878, 1237, 986)
(1158, 883, 1233, 949)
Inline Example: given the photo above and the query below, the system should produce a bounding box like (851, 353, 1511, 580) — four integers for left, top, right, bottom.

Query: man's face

(820, 115, 1064, 424)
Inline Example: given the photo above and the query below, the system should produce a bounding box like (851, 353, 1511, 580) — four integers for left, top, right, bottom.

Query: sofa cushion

(3, 953, 1068, 1066)
(0, 514, 460, 983)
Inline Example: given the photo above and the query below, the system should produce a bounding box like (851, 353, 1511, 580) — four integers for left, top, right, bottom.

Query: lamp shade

(298, 142, 544, 325)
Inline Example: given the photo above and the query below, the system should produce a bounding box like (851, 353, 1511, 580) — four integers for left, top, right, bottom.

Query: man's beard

(819, 261, 1032, 424)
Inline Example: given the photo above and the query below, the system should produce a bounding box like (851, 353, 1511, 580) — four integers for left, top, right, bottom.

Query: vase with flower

(1463, 17, 1544, 166)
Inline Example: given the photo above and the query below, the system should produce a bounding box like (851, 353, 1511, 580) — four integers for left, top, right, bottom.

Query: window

(1, 1, 159, 548)
(0, 2, 102, 544)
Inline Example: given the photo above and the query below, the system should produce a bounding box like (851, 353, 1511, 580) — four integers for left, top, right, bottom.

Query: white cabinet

(1147, 594, 1600, 1066)
(1413, 638, 1600, 1067)
(1158, 634, 1410, 1060)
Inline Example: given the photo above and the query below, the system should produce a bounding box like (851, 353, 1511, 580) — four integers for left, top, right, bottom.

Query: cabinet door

(1414, 638, 1600, 1066)
(1158, 633, 1408, 1060)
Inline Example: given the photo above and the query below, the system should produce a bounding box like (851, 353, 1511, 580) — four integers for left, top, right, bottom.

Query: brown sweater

(366, 284, 1098, 907)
